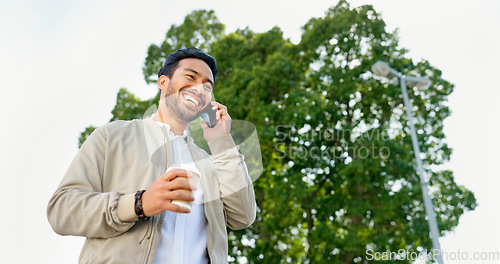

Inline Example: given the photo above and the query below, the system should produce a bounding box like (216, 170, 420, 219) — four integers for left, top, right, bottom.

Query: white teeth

(185, 95, 199, 106)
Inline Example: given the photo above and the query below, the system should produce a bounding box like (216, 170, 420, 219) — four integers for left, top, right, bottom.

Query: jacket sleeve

(208, 134, 257, 230)
(47, 127, 136, 238)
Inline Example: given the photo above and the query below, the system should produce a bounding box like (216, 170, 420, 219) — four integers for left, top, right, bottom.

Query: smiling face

(160, 58, 214, 123)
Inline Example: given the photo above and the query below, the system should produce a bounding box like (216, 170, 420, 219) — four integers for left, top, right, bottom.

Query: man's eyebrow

(184, 68, 214, 88)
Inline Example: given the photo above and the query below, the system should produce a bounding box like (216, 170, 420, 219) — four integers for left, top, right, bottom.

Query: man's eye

(204, 85, 212, 91)
(186, 74, 195, 80)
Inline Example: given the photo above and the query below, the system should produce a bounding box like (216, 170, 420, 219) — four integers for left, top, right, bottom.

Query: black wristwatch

(134, 190, 150, 221)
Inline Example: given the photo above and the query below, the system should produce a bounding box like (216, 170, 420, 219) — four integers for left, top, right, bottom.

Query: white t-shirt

(154, 122, 208, 264)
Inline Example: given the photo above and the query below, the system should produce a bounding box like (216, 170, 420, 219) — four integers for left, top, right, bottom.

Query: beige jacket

(47, 118, 256, 263)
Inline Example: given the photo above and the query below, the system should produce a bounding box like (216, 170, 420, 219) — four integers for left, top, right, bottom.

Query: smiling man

(47, 47, 257, 264)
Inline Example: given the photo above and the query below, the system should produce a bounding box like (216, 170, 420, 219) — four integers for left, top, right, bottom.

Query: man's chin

(165, 96, 205, 124)
(180, 105, 202, 121)
(176, 108, 201, 123)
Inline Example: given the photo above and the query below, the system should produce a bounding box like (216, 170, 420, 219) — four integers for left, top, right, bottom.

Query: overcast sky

(1, 0, 498, 263)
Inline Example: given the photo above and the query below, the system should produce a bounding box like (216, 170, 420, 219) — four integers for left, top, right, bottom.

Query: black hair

(158, 47, 217, 82)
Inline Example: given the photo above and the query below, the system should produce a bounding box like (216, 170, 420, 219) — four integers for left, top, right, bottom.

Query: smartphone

(200, 103, 218, 128)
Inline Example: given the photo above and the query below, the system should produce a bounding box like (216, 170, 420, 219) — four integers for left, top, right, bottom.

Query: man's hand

(201, 101, 231, 142)
(141, 169, 196, 216)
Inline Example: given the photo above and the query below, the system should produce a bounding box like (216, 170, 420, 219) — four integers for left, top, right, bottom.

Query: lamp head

(405, 76, 432, 90)
(372, 60, 432, 89)
(372, 61, 398, 79)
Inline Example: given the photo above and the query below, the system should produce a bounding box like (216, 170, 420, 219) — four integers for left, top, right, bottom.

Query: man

(47, 47, 257, 264)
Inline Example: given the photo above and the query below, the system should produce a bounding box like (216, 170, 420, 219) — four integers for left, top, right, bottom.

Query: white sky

(0, 0, 498, 263)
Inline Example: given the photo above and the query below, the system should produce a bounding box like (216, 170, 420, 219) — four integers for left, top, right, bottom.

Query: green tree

(79, 2, 476, 263)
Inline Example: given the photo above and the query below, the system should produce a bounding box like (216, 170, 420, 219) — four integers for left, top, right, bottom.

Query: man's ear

(158, 75, 170, 93)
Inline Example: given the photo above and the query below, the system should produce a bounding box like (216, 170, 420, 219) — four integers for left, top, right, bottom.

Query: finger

(161, 168, 188, 182)
(212, 101, 228, 111)
(169, 177, 197, 191)
(165, 188, 195, 201)
(216, 108, 229, 120)
(200, 121, 208, 129)
(215, 102, 227, 110)
(166, 203, 191, 214)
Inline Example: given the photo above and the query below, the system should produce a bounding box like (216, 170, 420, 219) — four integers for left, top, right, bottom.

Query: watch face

(134, 190, 149, 220)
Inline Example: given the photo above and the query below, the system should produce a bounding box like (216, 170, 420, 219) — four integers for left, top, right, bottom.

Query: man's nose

(192, 83, 204, 95)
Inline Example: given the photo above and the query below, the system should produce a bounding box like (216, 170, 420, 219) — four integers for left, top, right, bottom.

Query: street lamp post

(372, 61, 444, 264)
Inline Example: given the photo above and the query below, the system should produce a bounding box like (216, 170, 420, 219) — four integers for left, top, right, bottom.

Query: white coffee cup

(166, 165, 201, 210)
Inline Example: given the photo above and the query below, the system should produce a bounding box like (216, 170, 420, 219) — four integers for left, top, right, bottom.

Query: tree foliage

(79, 2, 476, 263)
